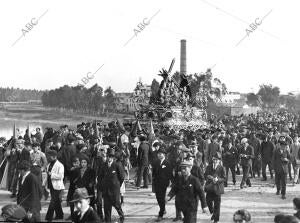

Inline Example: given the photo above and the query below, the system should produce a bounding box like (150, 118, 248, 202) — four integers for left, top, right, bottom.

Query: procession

(1, 106, 300, 223)
(0, 51, 300, 222)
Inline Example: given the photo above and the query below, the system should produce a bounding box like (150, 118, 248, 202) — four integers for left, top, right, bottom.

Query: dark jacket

(67, 167, 80, 202)
(204, 163, 225, 195)
(222, 145, 238, 167)
(272, 145, 290, 174)
(75, 167, 96, 198)
(168, 175, 207, 211)
(261, 141, 275, 162)
(152, 159, 173, 192)
(137, 142, 150, 167)
(98, 161, 125, 205)
(208, 142, 222, 163)
(248, 137, 261, 158)
(191, 165, 205, 186)
(239, 145, 255, 166)
(19, 149, 31, 163)
(61, 144, 77, 172)
(72, 207, 100, 223)
(96, 158, 106, 191)
(17, 173, 42, 211)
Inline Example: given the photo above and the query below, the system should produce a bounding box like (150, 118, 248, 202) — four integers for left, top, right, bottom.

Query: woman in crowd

(75, 154, 96, 209)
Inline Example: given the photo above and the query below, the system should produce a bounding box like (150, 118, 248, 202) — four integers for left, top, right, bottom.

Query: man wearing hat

(261, 133, 275, 181)
(30, 142, 47, 185)
(45, 149, 65, 221)
(60, 134, 77, 179)
(98, 148, 125, 222)
(239, 138, 255, 189)
(152, 147, 172, 222)
(70, 188, 99, 223)
(208, 135, 222, 164)
(10, 139, 26, 198)
(167, 160, 208, 223)
(222, 137, 238, 187)
(136, 135, 150, 189)
(17, 160, 42, 222)
(272, 134, 290, 199)
(204, 152, 225, 223)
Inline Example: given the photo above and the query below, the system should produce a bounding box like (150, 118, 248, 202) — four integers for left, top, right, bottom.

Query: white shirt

(79, 206, 90, 220)
(21, 171, 30, 184)
(160, 158, 165, 166)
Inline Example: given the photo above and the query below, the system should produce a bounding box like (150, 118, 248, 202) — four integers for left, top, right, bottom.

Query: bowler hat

(70, 188, 93, 203)
(180, 160, 193, 168)
(47, 149, 58, 157)
(157, 148, 167, 154)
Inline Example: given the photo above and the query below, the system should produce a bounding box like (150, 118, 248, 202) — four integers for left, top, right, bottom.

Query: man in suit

(136, 135, 150, 189)
(248, 132, 262, 178)
(272, 135, 290, 199)
(222, 137, 238, 187)
(167, 160, 209, 223)
(45, 150, 65, 221)
(261, 134, 275, 181)
(70, 188, 99, 223)
(17, 160, 42, 222)
(204, 152, 225, 223)
(152, 147, 172, 222)
(98, 148, 125, 223)
(239, 138, 255, 189)
(208, 135, 222, 164)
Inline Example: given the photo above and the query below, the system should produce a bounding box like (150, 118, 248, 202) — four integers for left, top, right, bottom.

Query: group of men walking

(1, 110, 300, 222)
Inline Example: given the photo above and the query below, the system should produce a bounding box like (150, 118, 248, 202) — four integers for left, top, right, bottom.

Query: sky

(0, 0, 299, 95)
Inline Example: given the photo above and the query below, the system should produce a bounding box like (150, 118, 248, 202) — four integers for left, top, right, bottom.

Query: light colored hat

(241, 138, 248, 144)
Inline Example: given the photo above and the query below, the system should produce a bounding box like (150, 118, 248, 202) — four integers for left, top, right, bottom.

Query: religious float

(133, 59, 209, 131)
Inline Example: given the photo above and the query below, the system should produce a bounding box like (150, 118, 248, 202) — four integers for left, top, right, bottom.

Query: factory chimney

(180, 39, 187, 75)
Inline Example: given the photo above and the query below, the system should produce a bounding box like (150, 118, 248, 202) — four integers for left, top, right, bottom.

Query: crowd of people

(0, 110, 300, 222)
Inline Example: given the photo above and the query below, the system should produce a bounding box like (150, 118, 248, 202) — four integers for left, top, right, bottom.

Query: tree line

(0, 87, 43, 102)
(246, 84, 300, 111)
(41, 84, 117, 113)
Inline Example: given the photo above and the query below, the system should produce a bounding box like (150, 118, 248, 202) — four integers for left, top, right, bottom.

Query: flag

(137, 120, 142, 134)
(94, 120, 99, 138)
(148, 119, 155, 144)
(13, 123, 16, 139)
(27, 123, 30, 137)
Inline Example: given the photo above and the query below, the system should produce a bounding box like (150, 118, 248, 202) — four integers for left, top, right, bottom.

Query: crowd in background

(0, 110, 300, 222)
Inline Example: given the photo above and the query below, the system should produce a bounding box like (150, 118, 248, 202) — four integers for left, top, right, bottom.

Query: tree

(104, 86, 116, 111)
(257, 84, 280, 108)
(246, 93, 259, 107)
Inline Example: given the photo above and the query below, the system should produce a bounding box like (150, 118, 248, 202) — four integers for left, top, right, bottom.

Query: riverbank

(0, 104, 134, 127)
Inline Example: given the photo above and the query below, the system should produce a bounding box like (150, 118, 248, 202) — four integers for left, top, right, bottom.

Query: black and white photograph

(0, 0, 299, 222)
